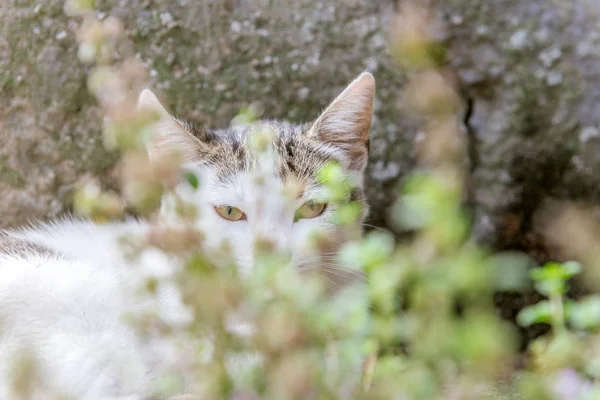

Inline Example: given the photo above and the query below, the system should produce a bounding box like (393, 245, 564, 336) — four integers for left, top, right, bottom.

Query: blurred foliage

(11, 1, 600, 399)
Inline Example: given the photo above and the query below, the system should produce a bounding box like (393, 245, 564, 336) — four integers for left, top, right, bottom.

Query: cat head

(138, 72, 375, 276)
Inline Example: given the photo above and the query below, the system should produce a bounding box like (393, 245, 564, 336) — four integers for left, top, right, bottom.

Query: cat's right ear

(306, 72, 375, 172)
(138, 89, 204, 162)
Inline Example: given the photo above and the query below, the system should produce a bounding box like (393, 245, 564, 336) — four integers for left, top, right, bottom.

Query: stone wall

(2, 0, 600, 262)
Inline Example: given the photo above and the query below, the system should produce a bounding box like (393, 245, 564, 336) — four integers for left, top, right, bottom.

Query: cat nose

(253, 229, 292, 260)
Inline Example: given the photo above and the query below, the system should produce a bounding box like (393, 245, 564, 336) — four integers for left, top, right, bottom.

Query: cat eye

(295, 200, 327, 221)
(214, 205, 246, 221)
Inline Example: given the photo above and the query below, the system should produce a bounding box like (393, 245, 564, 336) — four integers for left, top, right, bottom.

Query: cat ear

(138, 89, 204, 162)
(307, 72, 375, 171)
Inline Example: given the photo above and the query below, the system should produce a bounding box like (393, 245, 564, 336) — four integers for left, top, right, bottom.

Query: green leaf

(562, 261, 582, 277)
(332, 202, 363, 225)
(489, 251, 533, 291)
(530, 261, 581, 282)
(182, 170, 199, 189)
(569, 296, 600, 330)
(517, 301, 552, 327)
(529, 261, 582, 297)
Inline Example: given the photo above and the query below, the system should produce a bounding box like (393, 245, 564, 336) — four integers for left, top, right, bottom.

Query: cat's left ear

(307, 72, 375, 171)
(138, 89, 205, 162)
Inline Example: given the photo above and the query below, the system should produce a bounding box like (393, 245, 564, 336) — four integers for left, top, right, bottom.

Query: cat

(0, 71, 375, 399)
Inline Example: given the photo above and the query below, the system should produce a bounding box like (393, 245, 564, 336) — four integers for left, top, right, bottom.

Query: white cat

(0, 72, 375, 399)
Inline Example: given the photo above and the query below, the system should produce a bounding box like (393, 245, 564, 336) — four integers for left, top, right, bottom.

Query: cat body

(0, 221, 156, 398)
(0, 72, 375, 399)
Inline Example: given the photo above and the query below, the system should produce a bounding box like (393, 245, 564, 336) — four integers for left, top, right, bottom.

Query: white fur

(0, 163, 337, 398)
(0, 218, 212, 398)
(0, 76, 372, 398)
(0, 222, 151, 399)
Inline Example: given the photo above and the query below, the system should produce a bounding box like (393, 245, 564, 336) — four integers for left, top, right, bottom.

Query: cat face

(138, 73, 375, 275)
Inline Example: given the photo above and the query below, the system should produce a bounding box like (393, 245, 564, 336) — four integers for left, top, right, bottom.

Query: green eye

(214, 205, 246, 221)
(295, 200, 327, 221)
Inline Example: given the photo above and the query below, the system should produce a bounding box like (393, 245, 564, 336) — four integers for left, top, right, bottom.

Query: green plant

(15, 1, 600, 399)
(517, 261, 582, 334)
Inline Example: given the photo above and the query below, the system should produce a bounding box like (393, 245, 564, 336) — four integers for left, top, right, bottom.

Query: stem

(550, 293, 566, 335)
(362, 343, 379, 393)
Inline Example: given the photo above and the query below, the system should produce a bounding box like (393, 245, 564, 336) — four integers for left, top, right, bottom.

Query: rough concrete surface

(2, 0, 600, 265)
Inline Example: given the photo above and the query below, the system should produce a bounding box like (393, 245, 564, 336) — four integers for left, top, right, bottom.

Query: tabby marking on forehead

(184, 121, 338, 186)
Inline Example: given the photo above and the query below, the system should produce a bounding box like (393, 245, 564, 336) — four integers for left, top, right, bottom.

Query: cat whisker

(301, 261, 364, 280)
(323, 262, 364, 274)
(361, 223, 402, 240)
(306, 270, 336, 285)
(297, 252, 342, 263)
(320, 262, 354, 270)
(322, 269, 364, 281)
